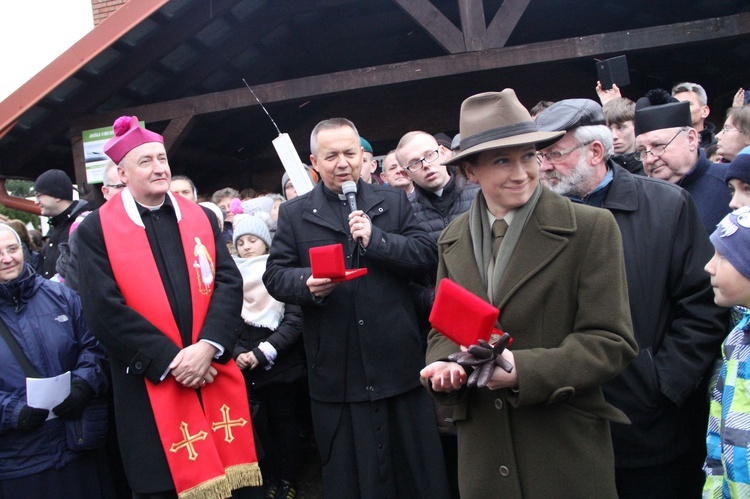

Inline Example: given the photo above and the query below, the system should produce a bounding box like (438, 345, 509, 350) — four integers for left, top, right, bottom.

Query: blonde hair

(726, 106, 750, 137)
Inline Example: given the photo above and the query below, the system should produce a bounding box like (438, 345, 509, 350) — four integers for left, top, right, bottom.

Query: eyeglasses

(0, 245, 21, 258)
(536, 141, 592, 164)
(635, 129, 684, 162)
(404, 149, 440, 172)
(104, 183, 126, 189)
(720, 125, 738, 134)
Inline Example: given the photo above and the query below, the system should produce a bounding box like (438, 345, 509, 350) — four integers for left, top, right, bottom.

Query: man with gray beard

(538, 140, 599, 200)
(536, 99, 727, 499)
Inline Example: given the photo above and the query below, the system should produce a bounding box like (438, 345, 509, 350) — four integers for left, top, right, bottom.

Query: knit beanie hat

(710, 206, 750, 280)
(434, 133, 452, 150)
(233, 215, 272, 250)
(230, 196, 274, 217)
(34, 169, 73, 200)
(360, 137, 373, 154)
(281, 164, 316, 199)
(103, 116, 164, 164)
(726, 154, 750, 186)
(281, 171, 291, 198)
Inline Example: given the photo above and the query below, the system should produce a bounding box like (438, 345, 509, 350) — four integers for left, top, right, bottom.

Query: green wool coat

(426, 187, 638, 499)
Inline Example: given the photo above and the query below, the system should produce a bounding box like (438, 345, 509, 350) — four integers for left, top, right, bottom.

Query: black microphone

(342, 181, 358, 213)
(342, 181, 362, 246)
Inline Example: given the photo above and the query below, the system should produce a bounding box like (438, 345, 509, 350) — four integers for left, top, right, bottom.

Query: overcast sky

(0, 0, 93, 100)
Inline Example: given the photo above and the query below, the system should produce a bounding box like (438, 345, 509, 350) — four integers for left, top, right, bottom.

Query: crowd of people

(0, 78, 749, 499)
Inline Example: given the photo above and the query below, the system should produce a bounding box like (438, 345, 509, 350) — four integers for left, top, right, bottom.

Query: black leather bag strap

(0, 318, 41, 378)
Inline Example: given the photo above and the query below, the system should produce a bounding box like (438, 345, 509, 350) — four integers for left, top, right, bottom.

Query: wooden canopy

(1, 0, 748, 196)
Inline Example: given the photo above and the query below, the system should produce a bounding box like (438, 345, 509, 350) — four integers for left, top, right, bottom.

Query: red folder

(429, 278, 502, 346)
(309, 243, 368, 282)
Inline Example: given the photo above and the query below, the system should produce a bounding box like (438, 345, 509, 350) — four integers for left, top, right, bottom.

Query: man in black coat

(33, 169, 89, 279)
(76, 117, 257, 498)
(634, 89, 730, 234)
(537, 99, 728, 499)
(263, 118, 449, 499)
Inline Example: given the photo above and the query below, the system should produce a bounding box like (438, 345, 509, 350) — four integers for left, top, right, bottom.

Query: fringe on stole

(226, 462, 263, 489)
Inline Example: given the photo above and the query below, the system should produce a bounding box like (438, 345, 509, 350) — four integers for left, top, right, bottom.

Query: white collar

(120, 188, 182, 227)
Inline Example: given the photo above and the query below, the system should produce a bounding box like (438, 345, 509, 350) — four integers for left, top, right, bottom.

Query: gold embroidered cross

(170, 421, 208, 461)
(211, 404, 247, 443)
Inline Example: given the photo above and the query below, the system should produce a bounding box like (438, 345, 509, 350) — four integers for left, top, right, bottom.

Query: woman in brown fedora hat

(421, 89, 637, 498)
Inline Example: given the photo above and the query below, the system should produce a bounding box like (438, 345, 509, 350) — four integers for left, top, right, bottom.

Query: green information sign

(82, 120, 145, 184)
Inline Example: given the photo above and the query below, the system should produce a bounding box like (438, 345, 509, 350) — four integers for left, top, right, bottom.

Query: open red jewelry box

(429, 278, 504, 346)
(309, 243, 368, 282)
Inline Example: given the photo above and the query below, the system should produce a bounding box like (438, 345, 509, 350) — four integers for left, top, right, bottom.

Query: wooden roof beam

(458, 0, 487, 51)
(392, 0, 466, 53)
(486, 0, 531, 48)
(163, 115, 196, 155)
(69, 12, 750, 134)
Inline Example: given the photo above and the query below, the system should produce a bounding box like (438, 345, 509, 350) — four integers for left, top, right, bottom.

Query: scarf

(469, 183, 542, 303)
(233, 254, 284, 330)
(100, 189, 260, 499)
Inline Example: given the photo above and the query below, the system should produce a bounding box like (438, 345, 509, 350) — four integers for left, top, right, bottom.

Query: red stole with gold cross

(100, 189, 260, 499)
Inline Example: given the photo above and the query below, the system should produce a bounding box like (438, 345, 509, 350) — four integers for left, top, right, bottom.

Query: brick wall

(91, 0, 130, 25)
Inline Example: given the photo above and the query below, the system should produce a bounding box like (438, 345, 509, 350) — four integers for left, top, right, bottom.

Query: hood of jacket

(0, 263, 42, 311)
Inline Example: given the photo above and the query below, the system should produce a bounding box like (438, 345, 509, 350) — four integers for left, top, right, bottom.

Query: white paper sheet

(26, 371, 71, 420)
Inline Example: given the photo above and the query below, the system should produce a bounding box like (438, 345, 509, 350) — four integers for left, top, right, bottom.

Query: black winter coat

(676, 149, 731, 235)
(598, 164, 728, 466)
(41, 199, 88, 279)
(233, 304, 305, 390)
(611, 152, 645, 176)
(408, 173, 479, 335)
(263, 180, 437, 403)
(409, 173, 480, 246)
